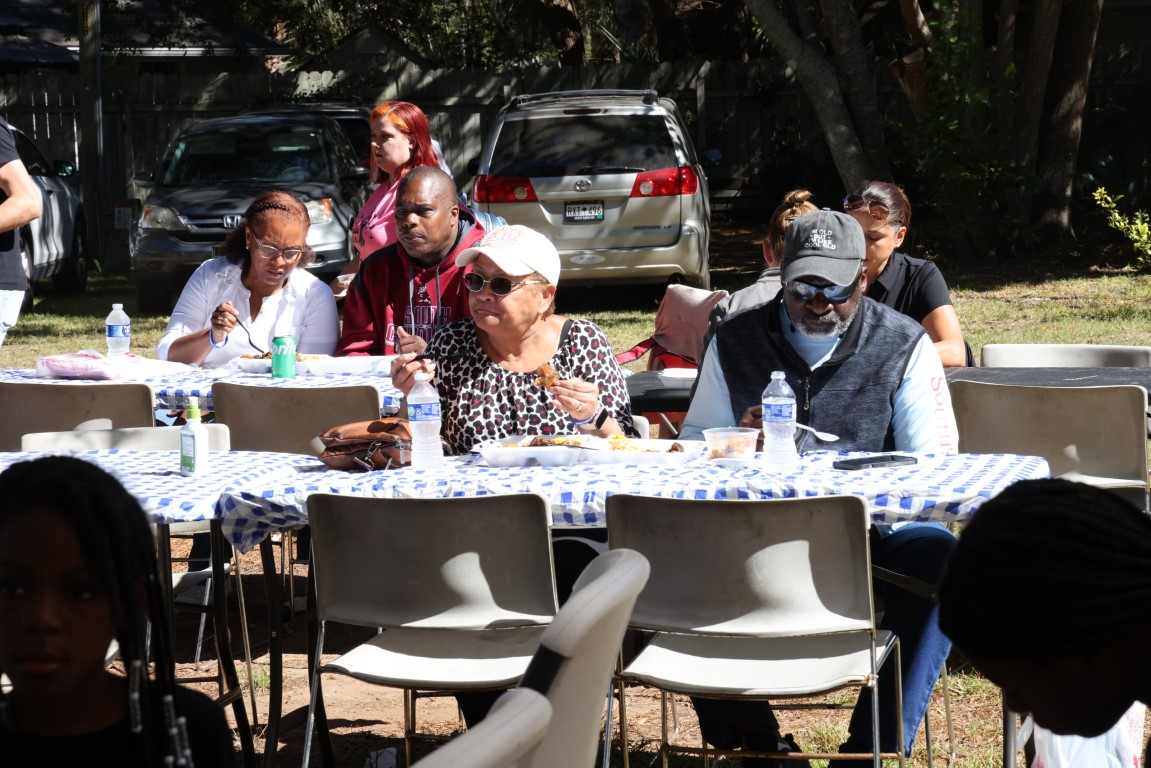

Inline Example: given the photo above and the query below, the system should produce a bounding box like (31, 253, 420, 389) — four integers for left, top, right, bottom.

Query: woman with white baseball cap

(390, 224, 638, 455)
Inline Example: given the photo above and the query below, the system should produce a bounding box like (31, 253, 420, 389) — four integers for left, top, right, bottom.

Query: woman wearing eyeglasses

(158, 190, 339, 367)
(843, 181, 971, 367)
(390, 224, 638, 456)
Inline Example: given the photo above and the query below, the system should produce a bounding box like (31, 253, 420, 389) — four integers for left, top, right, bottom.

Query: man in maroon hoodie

(336, 166, 486, 356)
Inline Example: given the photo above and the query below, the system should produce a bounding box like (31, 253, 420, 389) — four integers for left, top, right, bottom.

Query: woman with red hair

(332, 101, 440, 295)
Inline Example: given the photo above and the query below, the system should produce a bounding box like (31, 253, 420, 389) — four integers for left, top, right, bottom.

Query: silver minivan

(470, 90, 711, 289)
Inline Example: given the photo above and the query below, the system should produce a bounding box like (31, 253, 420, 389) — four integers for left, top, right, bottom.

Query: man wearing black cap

(680, 209, 957, 766)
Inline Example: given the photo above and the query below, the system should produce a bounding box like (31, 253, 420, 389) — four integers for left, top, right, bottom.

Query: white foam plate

(656, 368, 698, 388)
(302, 355, 396, 375)
(476, 436, 705, 467)
(477, 436, 588, 467)
(231, 357, 308, 375)
(580, 438, 706, 465)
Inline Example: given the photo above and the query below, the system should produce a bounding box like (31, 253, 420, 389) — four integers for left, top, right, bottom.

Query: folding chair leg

(601, 681, 614, 768)
(301, 623, 327, 768)
(231, 551, 259, 727)
(193, 576, 211, 667)
(618, 679, 631, 768)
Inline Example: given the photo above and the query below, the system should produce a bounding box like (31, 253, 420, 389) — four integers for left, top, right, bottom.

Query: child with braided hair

(0, 456, 236, 767)
(938, 478, 1151, 764)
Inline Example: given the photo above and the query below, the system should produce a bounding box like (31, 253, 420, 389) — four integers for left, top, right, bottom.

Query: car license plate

(564, 200, 604, 223)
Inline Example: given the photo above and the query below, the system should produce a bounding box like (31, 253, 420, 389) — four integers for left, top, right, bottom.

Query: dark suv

(470, 90, 711, 289)
(130, 113, 371, 313)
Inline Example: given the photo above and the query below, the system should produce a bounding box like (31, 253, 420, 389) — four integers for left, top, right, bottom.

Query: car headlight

(139, 204, 188, 231)
(306, 198, 334, 225)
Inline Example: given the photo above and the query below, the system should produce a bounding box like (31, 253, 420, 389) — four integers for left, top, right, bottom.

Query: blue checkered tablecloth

(218, 451, 1051, 553)
(0, 450, 316, 526)
(0, 368, 404, 414)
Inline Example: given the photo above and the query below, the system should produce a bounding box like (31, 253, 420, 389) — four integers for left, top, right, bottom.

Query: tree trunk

(1033, 0, 1103, 240)
(821, 0, 891, 179)
(745, 0, 877, 187)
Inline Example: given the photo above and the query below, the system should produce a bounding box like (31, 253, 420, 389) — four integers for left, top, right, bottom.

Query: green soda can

(271, 335, 297, 378)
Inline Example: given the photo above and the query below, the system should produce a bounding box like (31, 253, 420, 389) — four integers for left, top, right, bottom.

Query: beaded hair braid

(220, 189, 315, 268)
(938, 478, 1151, 661)
(0, 457, 196, 767)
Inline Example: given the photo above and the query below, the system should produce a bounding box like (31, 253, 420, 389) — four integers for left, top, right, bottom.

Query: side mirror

(133, 171, 155, 186)
(342, 165, 371, 181)
(54, 160, 76, 177)
(467, 157, 480, 176)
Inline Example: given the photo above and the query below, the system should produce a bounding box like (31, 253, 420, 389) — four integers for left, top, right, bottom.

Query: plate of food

(476, 435, 591, 467)
(475, 434, 705, 467)
(579, 434, 706, 465)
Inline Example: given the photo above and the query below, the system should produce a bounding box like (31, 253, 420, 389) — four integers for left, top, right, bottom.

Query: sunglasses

(249, 235, 306, 263)
(462, 272, 545, 297)
(843, 194, 898, 225)
(785, 276, 859, 304)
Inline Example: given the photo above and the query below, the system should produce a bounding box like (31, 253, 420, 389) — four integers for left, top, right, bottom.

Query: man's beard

(789, 305, 857, 338)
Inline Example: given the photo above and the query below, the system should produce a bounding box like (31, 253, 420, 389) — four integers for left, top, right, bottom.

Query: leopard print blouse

(429, 318, 637, 455)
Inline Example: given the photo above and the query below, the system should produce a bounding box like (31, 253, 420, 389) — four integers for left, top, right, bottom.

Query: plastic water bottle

(761, 371, 799, 472)
(105, 303, 131, 356)
(179, 403, 210, 476)
(407, 372, 444, 469)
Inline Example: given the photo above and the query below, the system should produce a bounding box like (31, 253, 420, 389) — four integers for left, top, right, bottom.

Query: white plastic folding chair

(302, 493, 559, 768)
(606, 494, 903, 768)
(212, 380, 382, 613)
(517, 548, 650, 768)
(410, 688, 553, 768)
(980, 343, 1151, 367)
(950, 381, 1149, 511)
(18, 423, 256, 721)
(0, 380, 155, 451)
(414, 549, 650, 768)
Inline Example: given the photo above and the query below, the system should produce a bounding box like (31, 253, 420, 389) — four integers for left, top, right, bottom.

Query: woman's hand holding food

(547, 377, 603, 423)
(389, 351, 436, 395)
(210, 301, 239, 344)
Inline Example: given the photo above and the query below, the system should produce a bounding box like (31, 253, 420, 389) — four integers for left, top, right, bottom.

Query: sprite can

(271, 335, 297, 378)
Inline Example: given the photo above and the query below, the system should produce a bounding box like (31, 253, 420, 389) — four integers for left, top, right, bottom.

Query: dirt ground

(167, 544, 972, 768)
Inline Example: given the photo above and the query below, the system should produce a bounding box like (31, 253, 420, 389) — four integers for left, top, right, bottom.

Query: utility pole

(78, 0, 106, 268)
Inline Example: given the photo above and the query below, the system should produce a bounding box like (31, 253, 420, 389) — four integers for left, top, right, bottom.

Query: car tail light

(473, 175, 538, 204)
(630, 166, 699, 198)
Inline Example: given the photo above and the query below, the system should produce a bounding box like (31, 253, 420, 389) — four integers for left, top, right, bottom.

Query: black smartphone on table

(832, 454, 918, 471)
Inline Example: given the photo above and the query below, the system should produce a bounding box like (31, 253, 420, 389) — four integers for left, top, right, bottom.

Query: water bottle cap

(414, 372, 430, 382)
(187, 405, 201, 420)
(113, 303, 123, 310)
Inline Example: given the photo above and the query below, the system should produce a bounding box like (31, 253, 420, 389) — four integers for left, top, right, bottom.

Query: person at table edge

(390, 223, 638, 455)
(678, 208, 959, 765)
(336, 166, 486, 357)
(158, 190, 338, 367)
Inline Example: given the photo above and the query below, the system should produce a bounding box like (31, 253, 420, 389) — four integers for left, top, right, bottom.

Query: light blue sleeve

(891, 335, 959, 453)
(678, 337, 737, 441)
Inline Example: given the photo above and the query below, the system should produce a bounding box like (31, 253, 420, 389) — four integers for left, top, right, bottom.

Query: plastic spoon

(795, 423, 840, 442)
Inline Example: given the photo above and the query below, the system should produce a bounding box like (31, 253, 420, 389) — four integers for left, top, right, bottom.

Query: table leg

(155, 524, 176, 669)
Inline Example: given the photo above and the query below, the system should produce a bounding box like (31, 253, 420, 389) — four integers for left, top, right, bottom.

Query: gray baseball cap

(780, 209, 865, 286)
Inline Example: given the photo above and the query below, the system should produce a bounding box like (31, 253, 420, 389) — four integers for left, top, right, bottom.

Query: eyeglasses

(843, 194, 895, 224)
(463, 272, 545, 296)
(785, 276, 860, 304)
(249, 235, 306, 263)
